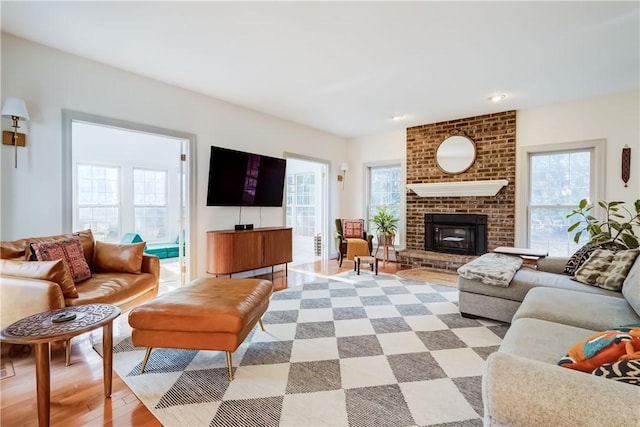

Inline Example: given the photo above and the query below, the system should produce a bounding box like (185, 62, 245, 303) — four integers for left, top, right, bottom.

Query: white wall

(515, 90, 640, 245)
(346, 91, 640, 248)
(0, 34, 347, 278)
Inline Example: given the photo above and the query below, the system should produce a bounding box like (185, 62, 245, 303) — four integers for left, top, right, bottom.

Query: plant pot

(378, 233, 395, 246)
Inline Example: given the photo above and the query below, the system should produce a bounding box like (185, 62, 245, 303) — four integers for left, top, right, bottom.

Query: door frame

(61, 110, 197, 282)
(283, 152, 330, 262)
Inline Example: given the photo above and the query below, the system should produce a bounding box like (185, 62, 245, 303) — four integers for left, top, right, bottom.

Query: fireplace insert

(424, 213, 487, 256)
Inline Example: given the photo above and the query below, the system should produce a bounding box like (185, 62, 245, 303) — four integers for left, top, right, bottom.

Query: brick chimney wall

(402, 111, 516, 270)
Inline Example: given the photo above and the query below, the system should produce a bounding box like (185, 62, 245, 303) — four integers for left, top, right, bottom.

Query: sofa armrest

(535, 257, 569, 274)
(141, 254, 160, 280)
(0, 276, 65, 328)
(483, 352, 640, 427)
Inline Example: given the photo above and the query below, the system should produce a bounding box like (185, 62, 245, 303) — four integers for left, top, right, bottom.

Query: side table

(0, 303, 121, 427)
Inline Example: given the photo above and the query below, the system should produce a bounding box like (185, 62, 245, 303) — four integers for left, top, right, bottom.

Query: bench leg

(258, 319, 265, 331)
(226, 352, 234, 380)
(140, 347, 153, 374)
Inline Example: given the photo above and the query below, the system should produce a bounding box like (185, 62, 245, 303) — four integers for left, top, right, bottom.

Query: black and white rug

(104, 271, 508, 426)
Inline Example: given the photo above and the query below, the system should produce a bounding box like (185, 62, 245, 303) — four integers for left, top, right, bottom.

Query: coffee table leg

(102, 321, 114, 397)
(34, 342, 50, 427)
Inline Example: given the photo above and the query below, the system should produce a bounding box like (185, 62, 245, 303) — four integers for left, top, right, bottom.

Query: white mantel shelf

(407, 179, 509, 197)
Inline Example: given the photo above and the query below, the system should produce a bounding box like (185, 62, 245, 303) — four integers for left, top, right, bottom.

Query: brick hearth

(399, 111, 516, 271)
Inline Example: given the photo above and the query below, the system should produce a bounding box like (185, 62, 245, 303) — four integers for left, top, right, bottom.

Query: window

(77, 164, 120, 242)
(528, 149, 592, 256)
(367, 164, 402, 235)
(134, 168, 168, 242)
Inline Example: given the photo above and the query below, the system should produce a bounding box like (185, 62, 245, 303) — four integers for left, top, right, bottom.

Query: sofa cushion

(563, 243, 598, 275)
(65, 272, 158, 307)
(0, 259, 78, 298)
(592, 359, 640, 385)
(499, 318, 596, 364)
(458, 267, 623, 303)
(92, 241, 145, 274)
(558, 325, 640, 373)
(622, 256, 640, 316)
(31, 236, 92, 283)
(573, 249, 640, 291)
(513, 287, 640, 331)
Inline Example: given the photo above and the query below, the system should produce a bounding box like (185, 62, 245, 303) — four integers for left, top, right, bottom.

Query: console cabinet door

(262, 228, 293, 266)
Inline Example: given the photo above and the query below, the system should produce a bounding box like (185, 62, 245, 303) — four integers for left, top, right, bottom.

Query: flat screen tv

(206, 146, 287, 207)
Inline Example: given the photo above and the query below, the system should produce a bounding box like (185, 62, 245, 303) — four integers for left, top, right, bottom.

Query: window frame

(75, 163, 122, 242)
(363, 160, 405, 249)
(516, 139, 606, 249)
(132, 167, 169, 243)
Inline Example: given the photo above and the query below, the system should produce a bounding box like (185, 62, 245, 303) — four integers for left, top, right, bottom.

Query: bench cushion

(129, 277, 272, 334)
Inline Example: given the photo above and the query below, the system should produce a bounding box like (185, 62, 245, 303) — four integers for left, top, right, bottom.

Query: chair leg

(226, 352, 234, 380)
(258, 319, 265, 331)
(139, 347, 153, 375)
(65, 338, 72, 366)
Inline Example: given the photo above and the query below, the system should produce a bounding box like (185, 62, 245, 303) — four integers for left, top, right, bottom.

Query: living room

(1, 2, 639, 426)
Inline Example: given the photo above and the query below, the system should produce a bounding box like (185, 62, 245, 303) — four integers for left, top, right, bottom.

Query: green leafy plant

(567, 199, 640, 249)
(370, 206, 399, 235)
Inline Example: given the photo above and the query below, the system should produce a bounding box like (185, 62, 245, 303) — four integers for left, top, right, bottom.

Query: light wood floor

(0, 260, 457, 427)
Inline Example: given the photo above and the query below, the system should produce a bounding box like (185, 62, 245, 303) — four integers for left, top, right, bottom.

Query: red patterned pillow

(31, 236, 92, 283)
(342, 219, 364, 239)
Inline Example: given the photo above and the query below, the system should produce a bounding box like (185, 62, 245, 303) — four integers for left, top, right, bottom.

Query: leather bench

(128, 277, 273, 380)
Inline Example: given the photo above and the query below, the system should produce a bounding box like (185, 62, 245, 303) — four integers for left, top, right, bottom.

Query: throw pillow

(592, 359, 640, 386)
(563, 243, 598, 275)
(558, 325, 640, 372)
(92, 241, 145, 274)
(573, 249, 640, 291)
(0, 259, 78, 298)
(342, 219, 364, 239)
(31, 236, 92, 283)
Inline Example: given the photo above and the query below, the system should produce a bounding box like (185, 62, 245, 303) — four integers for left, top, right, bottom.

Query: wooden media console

(206, 227, 293, 276)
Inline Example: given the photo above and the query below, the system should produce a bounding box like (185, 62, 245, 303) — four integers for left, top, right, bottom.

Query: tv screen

(206, 146, 287, 207)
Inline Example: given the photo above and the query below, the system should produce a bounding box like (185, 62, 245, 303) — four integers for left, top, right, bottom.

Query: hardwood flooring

(0, 260, 457, 426)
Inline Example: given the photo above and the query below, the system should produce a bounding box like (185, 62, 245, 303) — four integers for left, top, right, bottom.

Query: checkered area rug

(106, 271, 509, 426)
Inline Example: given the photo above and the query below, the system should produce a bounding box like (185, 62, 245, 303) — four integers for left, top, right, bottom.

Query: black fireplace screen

(425, 214, 487, 256)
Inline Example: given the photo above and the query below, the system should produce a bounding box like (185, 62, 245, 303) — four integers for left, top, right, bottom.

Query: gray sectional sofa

(458, 256, 628, 323)
(460, 256, 640, 426)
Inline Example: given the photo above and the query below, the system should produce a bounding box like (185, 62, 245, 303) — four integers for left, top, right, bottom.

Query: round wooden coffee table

(0, 304, 121, 427)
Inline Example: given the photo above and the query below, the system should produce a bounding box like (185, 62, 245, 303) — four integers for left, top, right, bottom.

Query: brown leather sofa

(0, 229, 160, 330)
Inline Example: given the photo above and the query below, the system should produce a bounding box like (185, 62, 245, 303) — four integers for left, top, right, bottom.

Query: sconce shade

(2, 97, 30, 121)
(340, 162, 349, 172)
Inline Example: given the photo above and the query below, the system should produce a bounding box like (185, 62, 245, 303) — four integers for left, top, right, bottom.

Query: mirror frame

(435, 134, 477, 174)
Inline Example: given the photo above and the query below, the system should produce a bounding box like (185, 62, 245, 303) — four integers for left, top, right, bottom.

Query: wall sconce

(337, 162, 349, 189)
(2, 97, 30, 168)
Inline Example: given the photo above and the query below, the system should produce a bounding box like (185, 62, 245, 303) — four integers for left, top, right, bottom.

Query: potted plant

(370, 206, 399, 246)
(567, 199, 640, 249)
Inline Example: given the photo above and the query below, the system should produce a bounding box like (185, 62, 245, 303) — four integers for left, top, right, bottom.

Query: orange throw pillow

(92, 241, 145, 274)
(559, 326, 640, 372)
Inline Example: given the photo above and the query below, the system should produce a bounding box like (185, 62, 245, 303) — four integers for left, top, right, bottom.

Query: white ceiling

(2, 1, 638, 138)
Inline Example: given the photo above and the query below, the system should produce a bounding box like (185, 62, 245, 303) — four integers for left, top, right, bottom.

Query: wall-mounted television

(206, 146, 287, 207)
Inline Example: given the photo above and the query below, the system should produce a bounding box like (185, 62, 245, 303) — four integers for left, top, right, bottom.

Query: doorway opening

(284, 155, 329, 266)
(62, 111, 195, 288)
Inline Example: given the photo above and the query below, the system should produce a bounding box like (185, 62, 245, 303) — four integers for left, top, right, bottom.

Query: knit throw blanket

(457, 252, 523, 287)
(346, 239, 370, 260)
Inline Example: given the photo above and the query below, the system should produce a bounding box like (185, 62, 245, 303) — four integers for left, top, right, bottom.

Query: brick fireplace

(399, 111, 516, 271)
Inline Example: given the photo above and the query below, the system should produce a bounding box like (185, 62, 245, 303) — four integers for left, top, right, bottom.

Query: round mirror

(436, 135, 476, 174)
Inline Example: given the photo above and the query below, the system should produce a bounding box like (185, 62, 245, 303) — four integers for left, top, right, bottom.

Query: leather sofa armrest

(483, 352, 639, 427)
(0, 276, 65, 328)
(141, 254, 160, 280)
(536, 257, 569, 274)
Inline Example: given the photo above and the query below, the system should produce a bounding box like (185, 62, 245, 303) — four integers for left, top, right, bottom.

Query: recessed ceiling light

(391, 115, 405, 121)
(488, 94, 507, 102)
